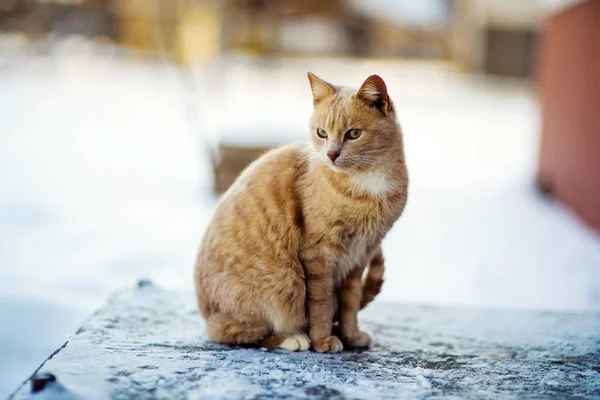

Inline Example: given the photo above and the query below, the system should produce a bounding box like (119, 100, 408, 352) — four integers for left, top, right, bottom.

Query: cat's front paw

(279, 333, 311, 352)
(313, 335, 344, 353)
(342, 330, 372, 349)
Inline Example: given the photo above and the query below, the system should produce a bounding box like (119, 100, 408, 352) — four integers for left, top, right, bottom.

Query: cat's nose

(327, 151, 340, 162)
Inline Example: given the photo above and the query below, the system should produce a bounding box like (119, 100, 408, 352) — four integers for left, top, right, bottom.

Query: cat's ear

(307, 72, 335, 105)
(357, 75, 391, 113)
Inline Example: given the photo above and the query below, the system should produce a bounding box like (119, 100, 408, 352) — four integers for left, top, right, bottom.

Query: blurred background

(1, 0, 599, 396)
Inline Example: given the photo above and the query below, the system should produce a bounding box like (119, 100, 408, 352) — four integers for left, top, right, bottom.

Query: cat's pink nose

(327, 151, 340, 162)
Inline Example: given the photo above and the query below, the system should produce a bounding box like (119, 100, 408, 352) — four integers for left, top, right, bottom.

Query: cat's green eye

(316, 128, 328, 139)
(346, 129, 362, 140)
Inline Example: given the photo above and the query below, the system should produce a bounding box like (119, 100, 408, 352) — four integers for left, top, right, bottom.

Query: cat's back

(230, 142, 308, 194)
(218, 141, 308, 213)
(199, 142, 308, 263)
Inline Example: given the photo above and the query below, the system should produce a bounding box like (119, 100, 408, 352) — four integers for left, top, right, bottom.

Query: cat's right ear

(307, 72, 335, 105)
(357, 75, 391, 114)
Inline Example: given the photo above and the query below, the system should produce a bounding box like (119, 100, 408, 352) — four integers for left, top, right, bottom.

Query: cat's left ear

(357, 75, 392, 114)
(307, 72, 336, 105)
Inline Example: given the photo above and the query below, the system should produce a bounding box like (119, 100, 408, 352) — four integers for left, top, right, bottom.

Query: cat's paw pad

(279, 333, 311, 352)
(313, 335, 344, 353)
(343, 330, 372, 348)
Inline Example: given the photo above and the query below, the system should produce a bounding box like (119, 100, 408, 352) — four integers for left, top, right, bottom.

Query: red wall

(536, 0, 600, 232)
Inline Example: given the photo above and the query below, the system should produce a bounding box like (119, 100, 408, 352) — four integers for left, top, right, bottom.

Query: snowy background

(1, 35, 600, 397)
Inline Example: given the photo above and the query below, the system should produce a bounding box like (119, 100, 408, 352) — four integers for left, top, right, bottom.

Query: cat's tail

(360, 249, 385, 310)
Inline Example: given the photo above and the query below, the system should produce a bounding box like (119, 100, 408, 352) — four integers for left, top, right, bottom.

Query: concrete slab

(9, 282, 600, 399)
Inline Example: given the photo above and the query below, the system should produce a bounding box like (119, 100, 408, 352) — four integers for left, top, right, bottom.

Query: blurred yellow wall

(116, 0, 220, 64)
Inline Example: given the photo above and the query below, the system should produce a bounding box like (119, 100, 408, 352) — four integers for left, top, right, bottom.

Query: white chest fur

(350, 169, 394, 197)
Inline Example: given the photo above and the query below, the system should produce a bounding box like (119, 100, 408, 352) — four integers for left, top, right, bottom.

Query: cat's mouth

(324, 156, 349, 173)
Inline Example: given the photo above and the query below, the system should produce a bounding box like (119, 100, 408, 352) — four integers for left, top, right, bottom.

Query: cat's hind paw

(279, 333, 311, 352)
(343, 330, 372, 348)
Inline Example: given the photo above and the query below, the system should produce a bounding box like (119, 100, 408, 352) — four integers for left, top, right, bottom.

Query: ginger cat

(195, 73, 408, 353)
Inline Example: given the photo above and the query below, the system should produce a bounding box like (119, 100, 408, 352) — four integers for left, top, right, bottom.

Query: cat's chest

(304, 200, 386, 274)
(330, 211, 382, 274)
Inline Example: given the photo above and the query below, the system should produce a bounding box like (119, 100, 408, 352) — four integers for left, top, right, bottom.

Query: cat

(194, 72, 408, 353)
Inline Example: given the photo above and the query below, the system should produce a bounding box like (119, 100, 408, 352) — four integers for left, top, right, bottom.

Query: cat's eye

(316, 128, 328, 139)
(346, 129, 362, 140)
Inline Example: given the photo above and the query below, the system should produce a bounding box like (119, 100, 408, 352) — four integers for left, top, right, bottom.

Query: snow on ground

(1, 36, 599, 396)
(9, 285, 600, 399)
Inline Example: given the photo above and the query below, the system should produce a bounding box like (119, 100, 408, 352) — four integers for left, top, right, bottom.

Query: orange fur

(195, 73, 408, 352)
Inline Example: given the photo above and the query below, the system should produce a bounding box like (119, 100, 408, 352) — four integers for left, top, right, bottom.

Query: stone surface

(9, 283, 600, 399)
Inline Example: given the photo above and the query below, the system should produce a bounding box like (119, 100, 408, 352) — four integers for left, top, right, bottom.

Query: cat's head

(307, 72, 402, 173)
